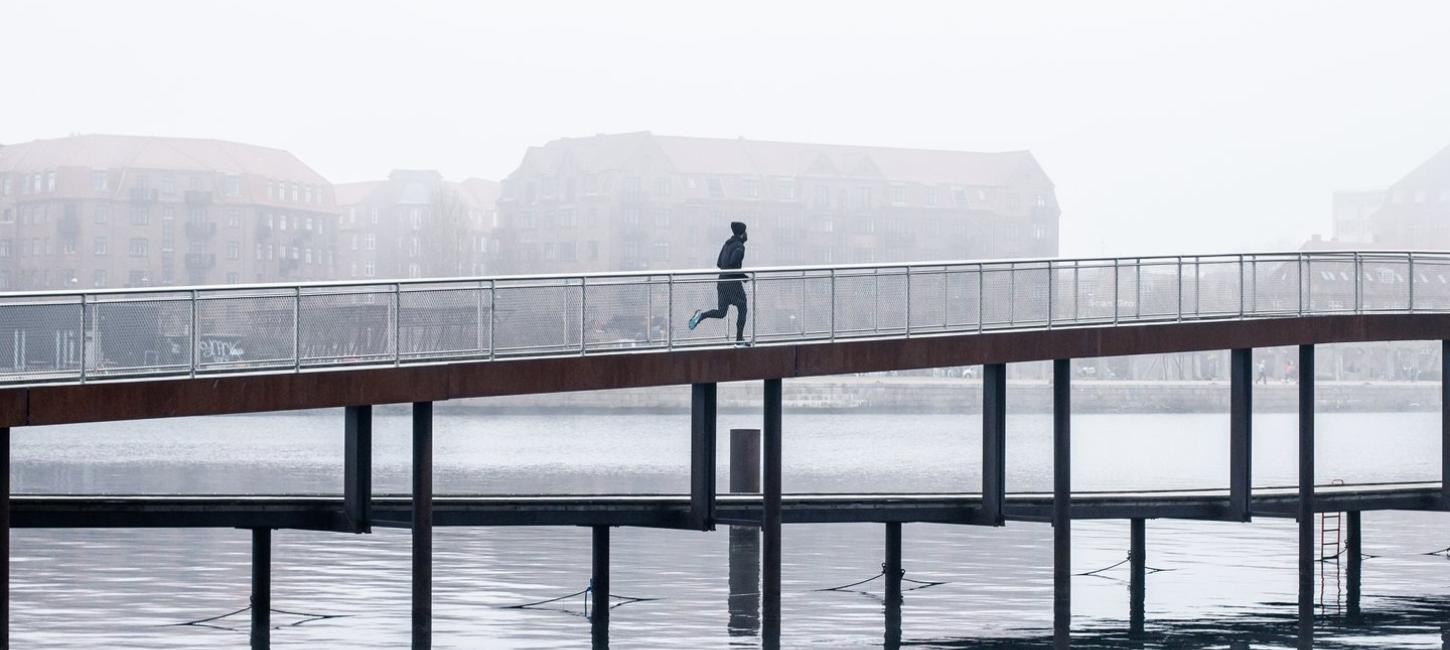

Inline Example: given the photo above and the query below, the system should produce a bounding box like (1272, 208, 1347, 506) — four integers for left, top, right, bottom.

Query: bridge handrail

(0, 249, 1447, 386)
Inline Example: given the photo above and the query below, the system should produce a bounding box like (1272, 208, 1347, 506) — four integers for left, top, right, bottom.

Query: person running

(688, 222, 749, 343)
(1256, 359, 1267, 384)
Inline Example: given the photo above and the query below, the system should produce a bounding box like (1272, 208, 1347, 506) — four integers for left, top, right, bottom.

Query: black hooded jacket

(716, 236, 746, 280)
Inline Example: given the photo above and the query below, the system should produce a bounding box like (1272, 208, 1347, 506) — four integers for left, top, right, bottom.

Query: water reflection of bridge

(2, 250, 1450, 649)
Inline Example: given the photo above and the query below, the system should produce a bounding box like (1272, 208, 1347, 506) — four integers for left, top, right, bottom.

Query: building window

(128, 270, 147, 287)
(1036, 194, 1048, 208)
(977, 188, 988, 202)
(743, 179, 760, 198)
(364, 262, 375, 277)
(0, 240, 9, 257)
(63, 239, 77, 255)
(0, 209, 11, 224)
(130, 206, 149, 225)
(858, 187, 872, 209)
(224, 175, 241, 197)
(892, 186, 906, 204)
(91, 170, 109, 191)
(304, 186, 314, 204)
(365, 234, 376, 250)
(623, 207, 641, 226)
(1, 175, 10, 195)
(655, 177, 671, 196)
(707, 177, 724, 198)
(925, 188, 937, 207)
(227, 208, 241, 227)
(290, 183, 299, 202)
(778, 180, 797, 201)
(93, 270, 107, 288)
(94, 237, 108, 256)
(305, 248, 313, 264)
(227, 241, 240, 260)
(161, 175, 176, 195)
(814, 185, 830, 208)
(95, 205, 109, 224)
(266, 181, 275, 200)
(45, 171, 55, 192)
(652, 241, 670, 261)
(226, 272, 239, 284)
(129, 238, 148, 257)
(256, 243, 263, 260)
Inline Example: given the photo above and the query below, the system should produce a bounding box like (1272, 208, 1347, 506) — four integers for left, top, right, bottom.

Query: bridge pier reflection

(727, 428, 761, 638)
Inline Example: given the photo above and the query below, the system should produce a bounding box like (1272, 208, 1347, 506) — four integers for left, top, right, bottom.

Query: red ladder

(1318, 479, 1346, 611)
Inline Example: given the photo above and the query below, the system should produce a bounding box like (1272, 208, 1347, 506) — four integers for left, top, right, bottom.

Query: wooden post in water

(1129, 518, 1145, 639)
(1297, 345, 1315, 648)
(762, 379, 783, 648)
(1229, 348, 1253, 521)
(344, 405, 372, 533)
(1442, 340, 1449, 505)
(1053, 359, 1071, 650)
(591, 525, 610, 640)
(690, 384, 718, 531)
(412, 401, 433, 650)
(728, 429, 761, 637)
(884, 522, 902, 605)
(251, 528, 270, 650)
(982, 364, 1007, 526)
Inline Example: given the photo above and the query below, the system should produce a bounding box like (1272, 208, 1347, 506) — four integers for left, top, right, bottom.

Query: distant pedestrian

(1283, 360, 1294, 383)
(688, 222, 750, 344)
(1256, 360, 1267, 384)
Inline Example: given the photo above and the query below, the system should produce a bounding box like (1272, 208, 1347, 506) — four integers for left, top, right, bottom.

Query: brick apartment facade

(492, 132, 1060, 275)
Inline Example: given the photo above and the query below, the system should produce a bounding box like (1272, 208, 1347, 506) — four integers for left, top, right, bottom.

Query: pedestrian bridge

(1, 249, 1449, 649)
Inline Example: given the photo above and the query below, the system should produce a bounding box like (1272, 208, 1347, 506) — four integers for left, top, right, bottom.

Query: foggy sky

(4, 0, 1449, 258)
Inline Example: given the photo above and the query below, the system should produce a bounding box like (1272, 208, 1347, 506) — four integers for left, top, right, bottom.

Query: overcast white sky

(4, 1, 1448, 256)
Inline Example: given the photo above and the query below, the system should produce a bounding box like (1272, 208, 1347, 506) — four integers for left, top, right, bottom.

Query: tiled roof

(511, 132, 1050, 187)
(0, 134, 329, 184)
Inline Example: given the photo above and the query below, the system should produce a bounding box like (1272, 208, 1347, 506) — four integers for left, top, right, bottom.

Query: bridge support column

(1442, 340, 1449, 505)
(591, 525, 609, 644)
(251, 528, 270, 650)
(1346, 511, 1361, 621)
(1053, 359, 1071, 650)
(1129, 518, 1145, 639)
(4, 425, 11, 650)
(412, 401, 433, 650)
(344, 405, 372, 533)
(762, 378, 783, 648)
(728, 429, 761, 636)
(884, 522, 902, 605)
(983, 363, 1007, 525)
(1297, 345, 1315, 648)
(690, 383, 718, 531)
(1230, 349, 1253, 521)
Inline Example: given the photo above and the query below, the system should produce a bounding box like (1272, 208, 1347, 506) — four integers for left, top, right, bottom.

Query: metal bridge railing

(0, 250, 1446, 386)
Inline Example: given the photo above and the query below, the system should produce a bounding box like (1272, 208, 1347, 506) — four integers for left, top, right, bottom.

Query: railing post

(1046, 261, 1054, 329)
(476, 280, 486, 355)
(1238, 255, 1245, 318)
(982, 363, 1007, 525)
(884, 522, 902, 605)
(488, 280, 497, 360)
(1008, 263, 1016, 327)
(1175, 256, 1183, 322)
(749, 271, 757, 345)
(591, 525, 610, 639)
(189, 289, 198, 377)
(1353, 253, 1362, 313)
(293, 287, 302, 371)
(1112, 259, 1120, 325)
(1129, 518, 1145, 640)
(1230, 348, 1253, 521)
(1409, 252, 1416, 312)
(79, 294, 88, 382)
(904, 266, 912, 337)
(977, 264, 985, 332)
(1297, 254, 1305, 316)
(1297, 344, 1315, 648)
(829, 269, 837, 342)
(666, 275, 674, 351)
(1135, 259, 1142, 320)
(1442, 340, 1449, 505)
(393, 284, 402, 366)
(1346, 510, 1362, 621)
(579, 277, 588, 355)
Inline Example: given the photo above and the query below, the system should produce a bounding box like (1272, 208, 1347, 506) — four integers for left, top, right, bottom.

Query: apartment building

(492, 132, 1060, 274)
(334, 170, 497, 280)
(0, 134, 339, 290)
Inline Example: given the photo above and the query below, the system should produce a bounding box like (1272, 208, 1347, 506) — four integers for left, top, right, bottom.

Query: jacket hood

(730, 221, 747, 236)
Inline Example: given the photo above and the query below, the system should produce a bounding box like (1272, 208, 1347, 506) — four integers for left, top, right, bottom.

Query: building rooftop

(511, 131, 1052, 187)
(0, 134, 329, 184)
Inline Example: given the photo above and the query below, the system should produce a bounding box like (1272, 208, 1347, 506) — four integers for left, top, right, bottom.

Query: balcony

(185, 191, 213, 205)
(184, 253, 216, 270)
(130, 188, 159, 203)
(185, 221, 217, 239)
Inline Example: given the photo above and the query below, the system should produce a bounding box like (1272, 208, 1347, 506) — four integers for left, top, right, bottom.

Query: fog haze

(4, 0, 1448, 256)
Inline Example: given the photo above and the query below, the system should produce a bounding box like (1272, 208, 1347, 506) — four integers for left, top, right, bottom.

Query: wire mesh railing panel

(295, 287, 396, 367)
(944, 267, 982, 330)
(195, 289, 299, 372)
(1360, 257, 1410, 311)
(1195, 257, 1244, 317)
(1412, 257, 1450, 311)
(1137, 261, 1182, 319)
(980, 266, 1013, 327)
(830, 271, 882, 337)
(1306, 259, 1357, 313)
(752, 274, 810, 342)
(1011, 264, 1051, 326)
(1070, 262, 1118, 324)
(583, 279, 655, 352)
(494, 279, 584, 355)
(400, 283, 487, 360)
(1049, 265, 1077, 326)
(668, 273, 741, 345)
(802, 274, 834, 338)
(0, 295, 83, 382)
(87, 292, 194, 377)
(908, 269, 948, 332)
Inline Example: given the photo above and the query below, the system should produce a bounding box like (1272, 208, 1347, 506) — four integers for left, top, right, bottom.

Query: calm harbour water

(10, 405, 1450, 648)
